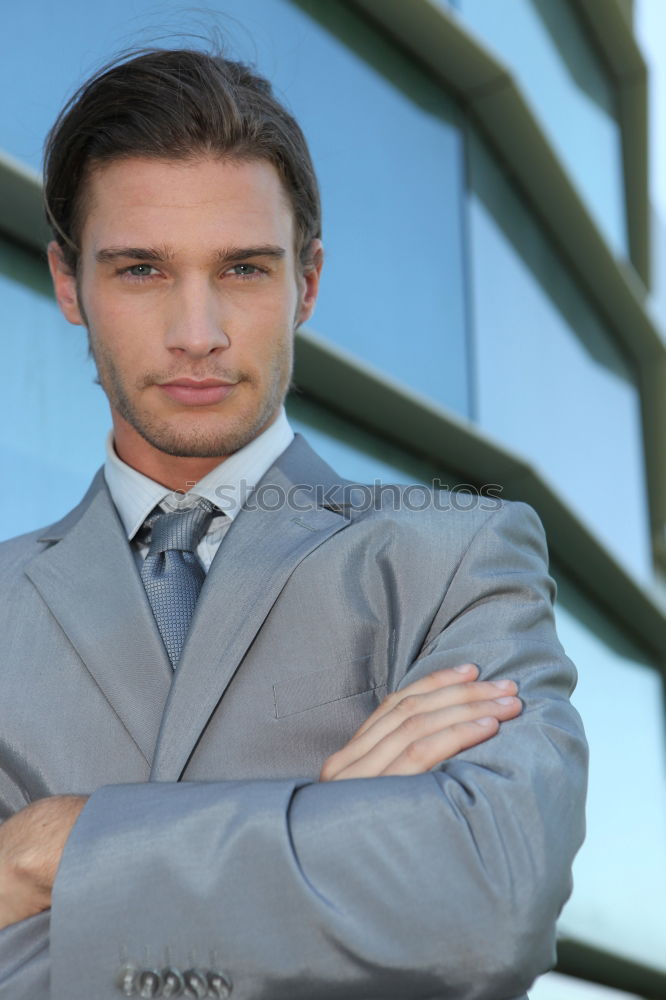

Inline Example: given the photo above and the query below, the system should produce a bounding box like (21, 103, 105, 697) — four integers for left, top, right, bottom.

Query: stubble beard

(89, 335, 293, 460)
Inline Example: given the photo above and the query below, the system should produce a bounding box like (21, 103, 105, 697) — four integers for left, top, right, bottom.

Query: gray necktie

(140, 499, 215, 667)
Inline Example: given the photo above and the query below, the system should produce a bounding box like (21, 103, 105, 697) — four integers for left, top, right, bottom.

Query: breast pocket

(272, 655, 387, 719)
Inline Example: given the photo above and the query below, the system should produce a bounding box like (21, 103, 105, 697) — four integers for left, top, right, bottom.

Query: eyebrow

(218, 245, 286, 264)
(95, 246, 174, 264)
(95, 244, 287, 265)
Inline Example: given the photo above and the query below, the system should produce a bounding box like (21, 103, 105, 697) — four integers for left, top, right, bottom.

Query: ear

(296, 239, 324, 326)
(47, 240, 84, 326)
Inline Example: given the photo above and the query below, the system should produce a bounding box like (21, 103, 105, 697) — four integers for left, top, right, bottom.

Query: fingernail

(454, 663, 475, 673)
(475, 716, 496, 727)
(493, 679, 514, 691)
(495, 696, 516, 705)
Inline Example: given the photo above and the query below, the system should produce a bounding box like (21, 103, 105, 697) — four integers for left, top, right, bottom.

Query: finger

(353, 664, 479, 739)
(380, 717, 502, 776)
(328, 677, 518, 776)
(343, 696, 521, 778)
(324, 696, 522, 781)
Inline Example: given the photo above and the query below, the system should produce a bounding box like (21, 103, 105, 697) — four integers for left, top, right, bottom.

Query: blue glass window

(531, 972, 642, 999)
(554, 571, 666, 971)
(0, 236, 110, 539)
(467, 131, 651, 582)
(448, 0, 627, 257)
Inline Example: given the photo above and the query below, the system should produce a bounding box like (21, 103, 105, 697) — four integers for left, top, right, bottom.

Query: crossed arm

(0, 663, 522, 931)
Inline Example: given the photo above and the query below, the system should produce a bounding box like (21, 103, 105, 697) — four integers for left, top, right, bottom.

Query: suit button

(207, 970, 232, 997)
(137, 969, 163, 998)
(183, 969, 208, 998)
(161, 967, 185, 996)
(117, 964, 138, 996)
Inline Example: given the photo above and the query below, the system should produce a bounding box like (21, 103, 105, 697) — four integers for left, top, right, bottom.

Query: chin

(135, 407, 278, 460)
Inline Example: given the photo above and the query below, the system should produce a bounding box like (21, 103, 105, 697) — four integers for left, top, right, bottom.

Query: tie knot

(145, 499, 216, 556)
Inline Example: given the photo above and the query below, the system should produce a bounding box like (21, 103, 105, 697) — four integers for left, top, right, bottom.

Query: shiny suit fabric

(0, 435, 587, 999)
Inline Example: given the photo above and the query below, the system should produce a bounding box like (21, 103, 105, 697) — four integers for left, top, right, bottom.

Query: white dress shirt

(104, 409, 294, 571)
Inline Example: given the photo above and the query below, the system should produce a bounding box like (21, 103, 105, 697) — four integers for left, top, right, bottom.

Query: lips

(158, 379, 237, 406)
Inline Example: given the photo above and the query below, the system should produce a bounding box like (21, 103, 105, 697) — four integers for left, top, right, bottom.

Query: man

(0, 49, 586, 1000)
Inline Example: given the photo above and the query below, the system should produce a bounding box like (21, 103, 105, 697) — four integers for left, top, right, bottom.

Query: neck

(118, 451, 226, 493)
(111, 419, 229, 492)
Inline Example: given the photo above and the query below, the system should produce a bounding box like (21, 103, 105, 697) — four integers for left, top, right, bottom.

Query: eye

(121, 264, 159, 280)
(227, 263, 264, 279)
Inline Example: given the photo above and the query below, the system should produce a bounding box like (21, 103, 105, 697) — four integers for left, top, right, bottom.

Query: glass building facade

(1, 1, 664, 997)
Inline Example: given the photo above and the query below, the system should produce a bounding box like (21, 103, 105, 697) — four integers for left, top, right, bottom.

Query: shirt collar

(104, 408, 294, 541)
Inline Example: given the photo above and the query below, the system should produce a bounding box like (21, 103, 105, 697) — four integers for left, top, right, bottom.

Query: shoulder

(0, 469, 107, 578)
(344, 484, 546, 557)
(0, 526, 52, 576)
(0, 524, 53, 555)
(330, 486, 550, 583)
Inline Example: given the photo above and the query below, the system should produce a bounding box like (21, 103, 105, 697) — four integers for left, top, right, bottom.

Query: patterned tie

(140, 498, 216, 667)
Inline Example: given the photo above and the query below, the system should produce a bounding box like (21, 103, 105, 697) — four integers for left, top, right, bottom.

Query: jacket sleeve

(50, 501, 588, 1000)
(0, 768, 50, 998)
(0, 913, 49, 998)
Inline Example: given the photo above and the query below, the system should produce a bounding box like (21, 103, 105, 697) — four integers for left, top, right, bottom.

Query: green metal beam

(557, 936, 666, 1000)
(572, 0, 650, 285)
(0, 151, 49, 252)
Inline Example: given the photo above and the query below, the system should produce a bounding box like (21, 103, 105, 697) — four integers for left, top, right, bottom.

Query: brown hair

(43, 47, 321, 273)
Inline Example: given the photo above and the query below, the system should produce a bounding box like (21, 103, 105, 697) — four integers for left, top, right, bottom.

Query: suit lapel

(150, 437, 352, 780)
(25, 472, 172, 765)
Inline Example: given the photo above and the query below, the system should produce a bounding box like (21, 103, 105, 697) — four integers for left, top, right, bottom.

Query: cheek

(246, 288, 295, 323)
(87, 320, 145, 381)
(86, 293, 156, 356)
(92, 292, 153, 330)
(234, 299, 294, 351)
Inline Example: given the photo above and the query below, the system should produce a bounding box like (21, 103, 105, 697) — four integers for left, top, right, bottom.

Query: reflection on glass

(1, 0, 470, 415)
(467, 130, 651, 582)
(554, 571, 666, 972)
(450, 0, 627, 256)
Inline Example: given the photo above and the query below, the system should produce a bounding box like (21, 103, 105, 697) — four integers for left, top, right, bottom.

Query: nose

(164, 279, 230, 357)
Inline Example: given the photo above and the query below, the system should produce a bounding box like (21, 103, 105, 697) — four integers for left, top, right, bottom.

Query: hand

(0, 794, 88, 930)
(320, 663, 522, 781)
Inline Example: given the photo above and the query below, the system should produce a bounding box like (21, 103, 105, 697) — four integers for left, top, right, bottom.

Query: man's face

(48, 155, 321, 469)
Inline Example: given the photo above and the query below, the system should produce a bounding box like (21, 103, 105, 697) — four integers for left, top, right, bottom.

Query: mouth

(158, 378, 238, 407)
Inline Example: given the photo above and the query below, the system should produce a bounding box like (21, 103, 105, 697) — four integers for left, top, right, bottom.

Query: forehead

(80, 155, 295, 250)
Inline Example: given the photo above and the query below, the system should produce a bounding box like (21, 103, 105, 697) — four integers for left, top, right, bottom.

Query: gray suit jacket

(0, 435, 587, 1000)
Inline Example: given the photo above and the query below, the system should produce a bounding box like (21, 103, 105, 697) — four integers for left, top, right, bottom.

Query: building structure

(0, 0, 664, 996)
